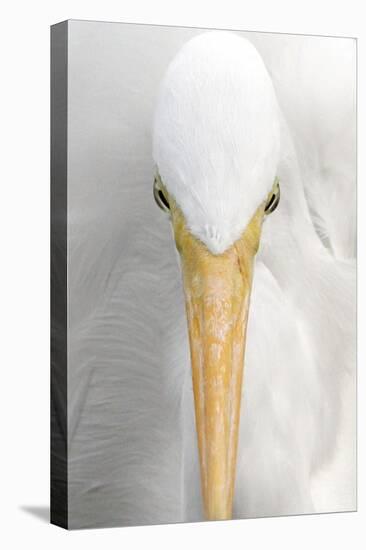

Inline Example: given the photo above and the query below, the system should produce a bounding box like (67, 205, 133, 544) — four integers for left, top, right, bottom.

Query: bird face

(153, 30, 281, 520)
(154, 175, 280, 520)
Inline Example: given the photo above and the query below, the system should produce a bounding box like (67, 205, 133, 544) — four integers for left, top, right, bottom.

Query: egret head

(153, 32, 281, 520)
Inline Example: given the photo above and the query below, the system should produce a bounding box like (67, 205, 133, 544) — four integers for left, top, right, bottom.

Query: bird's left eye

(265, 177, 280, 215)
(153, 174, 170, 213)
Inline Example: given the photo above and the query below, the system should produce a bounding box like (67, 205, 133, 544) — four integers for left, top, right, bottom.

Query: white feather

(249, 33, 357, 259)
(66, 25, 356, 527)
(153, 32, 280, 254)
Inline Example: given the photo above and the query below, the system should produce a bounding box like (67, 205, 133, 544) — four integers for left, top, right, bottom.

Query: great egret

(67, 27, 356, 528)
(152, 31, 356, 522)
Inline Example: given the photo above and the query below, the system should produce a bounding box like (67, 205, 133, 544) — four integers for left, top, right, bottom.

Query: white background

(0, 0, 364, 548)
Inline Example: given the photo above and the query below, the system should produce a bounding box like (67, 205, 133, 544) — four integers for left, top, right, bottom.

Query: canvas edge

(50, 19, 68, 530)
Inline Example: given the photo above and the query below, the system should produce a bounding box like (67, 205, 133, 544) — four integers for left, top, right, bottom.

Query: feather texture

(65, 22, 356, 528)
(153, 32, 280, 254)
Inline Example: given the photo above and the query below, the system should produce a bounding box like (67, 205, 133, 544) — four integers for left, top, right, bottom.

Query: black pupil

(265, 193, 276, 212)
(159, 190, 170, 210)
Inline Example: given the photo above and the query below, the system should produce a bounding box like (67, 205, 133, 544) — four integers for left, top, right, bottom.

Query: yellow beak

(170, 201, 265, 521)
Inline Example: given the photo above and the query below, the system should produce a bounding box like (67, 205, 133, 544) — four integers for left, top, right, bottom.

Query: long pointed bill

(171, 203, 265, 521)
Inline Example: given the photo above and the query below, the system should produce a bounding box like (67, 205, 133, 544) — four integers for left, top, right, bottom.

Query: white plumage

(67, 25, 356, 528)
(153, 32, 280, 254)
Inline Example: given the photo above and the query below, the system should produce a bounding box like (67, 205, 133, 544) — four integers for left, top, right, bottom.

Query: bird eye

(153, 174, 170, 213)
(265, 177, 280, 215)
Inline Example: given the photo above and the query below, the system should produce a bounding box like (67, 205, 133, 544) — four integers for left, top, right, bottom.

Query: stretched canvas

(51, 20, 357, 529)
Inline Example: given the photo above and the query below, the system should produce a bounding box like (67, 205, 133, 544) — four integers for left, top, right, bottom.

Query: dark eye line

(265, 193, 277, 213)
(158, 189, 170, 210)
(264, 179, 280, 215)
(153, 175, 171, 213)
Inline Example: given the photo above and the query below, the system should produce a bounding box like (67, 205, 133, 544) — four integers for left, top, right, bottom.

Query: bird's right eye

(265, 177, 280, 215)
(153, 175, 171, 213)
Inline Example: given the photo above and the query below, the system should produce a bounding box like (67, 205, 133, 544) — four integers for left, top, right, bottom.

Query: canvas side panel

(50, 20, 68, 529)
